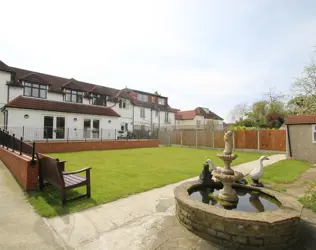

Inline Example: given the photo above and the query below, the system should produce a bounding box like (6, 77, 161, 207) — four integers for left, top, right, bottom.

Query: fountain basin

(174, 180, 303, 250)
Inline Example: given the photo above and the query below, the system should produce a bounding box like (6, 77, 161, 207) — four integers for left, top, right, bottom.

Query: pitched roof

(285, 114, 316, 125)
(176, 107, 223, 120)
(112, 88, 176, 113)
(176, 110, 197, 120)
(6, 96, 120, 117)
(2, 60, 177, 111)
(0, 60, 14, 73)
(196, 107, 223, 120)
(19, 73, 50, 85)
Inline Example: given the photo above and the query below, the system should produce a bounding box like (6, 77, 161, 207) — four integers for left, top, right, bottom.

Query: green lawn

(259, 159, 311, 184)
(28, 147, 269, 217)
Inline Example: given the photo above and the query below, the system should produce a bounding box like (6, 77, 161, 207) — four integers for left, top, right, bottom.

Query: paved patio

(1, 153, 315, 250)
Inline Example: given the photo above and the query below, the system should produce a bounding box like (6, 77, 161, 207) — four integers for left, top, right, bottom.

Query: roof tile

(6, 96, 120, 117)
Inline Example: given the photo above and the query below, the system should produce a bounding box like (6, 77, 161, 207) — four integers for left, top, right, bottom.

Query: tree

(246, 100, 269, 127)
(228, 103, 249, 122)
(290, 61, 316, 114)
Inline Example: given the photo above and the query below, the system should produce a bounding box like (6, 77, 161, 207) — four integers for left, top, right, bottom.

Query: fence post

(12, 133, 15, 152)
(6, 131, 9, 150)
(180, 130, 183, 147)
(31, 142, 35, 164)
(100, 129, 103, 142)
(114, 129, 117, 140)
(22, 126, 25, 138)
(20, 137, 23, 155)
(212, 130, 215, 148)
(67, 128, 69, 143)
(257, 129, 260, 151)
(195, 128, 198, 148)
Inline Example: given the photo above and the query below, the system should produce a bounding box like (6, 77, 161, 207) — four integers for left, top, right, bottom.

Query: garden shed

(285, 114, 316, 163)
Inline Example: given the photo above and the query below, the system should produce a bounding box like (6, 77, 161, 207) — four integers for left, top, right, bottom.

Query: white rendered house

(0, 60, 177, 140)
(175, 107, 224, 130)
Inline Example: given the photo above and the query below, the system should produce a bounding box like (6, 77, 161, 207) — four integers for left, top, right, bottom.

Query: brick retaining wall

(0, 147, 38, 191)
(35, 139, 159, 153)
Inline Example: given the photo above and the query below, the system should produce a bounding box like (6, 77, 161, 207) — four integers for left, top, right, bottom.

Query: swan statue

(205, 159, 222, 172)
(245, 156, 270, 187)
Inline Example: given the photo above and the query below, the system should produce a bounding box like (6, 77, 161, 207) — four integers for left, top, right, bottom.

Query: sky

(1, 0, 316, 122)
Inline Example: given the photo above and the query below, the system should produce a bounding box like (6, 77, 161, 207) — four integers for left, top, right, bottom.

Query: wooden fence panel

(198, 131, 213, 147)
(234, 130, 258, 149)
(259, 130, 286, 151)
(158, 131, 169, 145)
(214, 131, 225, 148)
(182, 130, 196, 146)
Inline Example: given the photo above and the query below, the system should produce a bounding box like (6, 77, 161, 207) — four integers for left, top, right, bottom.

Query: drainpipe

(286, 124, 292, 157)
(132, 104, 135, 132)
(158, 108, 160, 130)
(7, 85, 10, 104)
(150, 109, 153, 130)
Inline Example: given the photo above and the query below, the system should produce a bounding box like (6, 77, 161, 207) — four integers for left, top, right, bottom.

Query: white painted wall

(176, 115, 205, 128)
(8, 86, 23, 101)
(108, 100, 133, 132)
(133, 106, 152, 128)
(47, 91, 63, 101)
(6, 108, 121, 141)
(0, 71, 11, 109)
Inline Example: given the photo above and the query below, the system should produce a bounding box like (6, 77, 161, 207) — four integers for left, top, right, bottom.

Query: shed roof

(285, 114, 316, 125)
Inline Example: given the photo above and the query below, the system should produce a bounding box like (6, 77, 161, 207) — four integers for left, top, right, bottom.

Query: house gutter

(286, 124, 292, 157)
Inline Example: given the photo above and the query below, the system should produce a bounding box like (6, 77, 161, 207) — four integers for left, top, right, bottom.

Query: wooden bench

(36, 153, 91, 205)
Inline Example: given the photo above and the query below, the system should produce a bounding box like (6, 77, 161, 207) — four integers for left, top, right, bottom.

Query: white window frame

(119, 99, 126, 108)
(312, 124, 316, 143)
(140, 107, 145, 118)
(158, 98, 165, 105)
(196, 120, 201, 128)
(164, 112, 169, 122)
(137, 94, 148, 102)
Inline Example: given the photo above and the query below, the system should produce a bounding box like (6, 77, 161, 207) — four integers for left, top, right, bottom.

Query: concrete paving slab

(0, 161, 65, 250)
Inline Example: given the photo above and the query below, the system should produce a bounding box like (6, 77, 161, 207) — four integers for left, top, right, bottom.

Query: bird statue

(199, 161, 214, 185)
(205, 159, 222, 172)
(245, 156, 270, 187)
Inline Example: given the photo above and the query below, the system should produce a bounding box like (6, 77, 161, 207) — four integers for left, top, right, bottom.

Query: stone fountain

(174, 130, 304, 249)
(212, 130, 243, 202)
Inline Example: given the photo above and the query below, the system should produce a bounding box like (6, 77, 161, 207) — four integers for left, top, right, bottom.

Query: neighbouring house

(223, 122, 236, 130)
(175, 107, 223, 130)
(111, 88, 176, 132)
(0, 60, 177, 140)
(285, 114, 316, 163)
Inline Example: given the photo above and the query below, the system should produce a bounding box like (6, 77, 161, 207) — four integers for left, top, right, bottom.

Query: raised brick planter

(174, 181, 304, 250)
(0, 147, 38, 191)
(35, 139, 159, 153)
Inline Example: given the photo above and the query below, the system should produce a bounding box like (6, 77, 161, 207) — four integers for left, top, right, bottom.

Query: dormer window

(64, 89, 83, 103)
(137, 93, 148, 102)
(119, 99, 127, 108)
(158, 98, 165, 105)
(23, 82, 47, 99)
(91, 94, 107, 106)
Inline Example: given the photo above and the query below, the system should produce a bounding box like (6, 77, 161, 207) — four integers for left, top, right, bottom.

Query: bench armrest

(62, 167, 92, 175)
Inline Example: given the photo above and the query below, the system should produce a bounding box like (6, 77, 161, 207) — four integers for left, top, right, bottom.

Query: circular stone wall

(174, 181, 304, 250)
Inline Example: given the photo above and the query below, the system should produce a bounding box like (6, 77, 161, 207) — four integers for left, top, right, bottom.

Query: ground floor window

(43, 116, 65, 139)
(92, 119, 100, 138)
